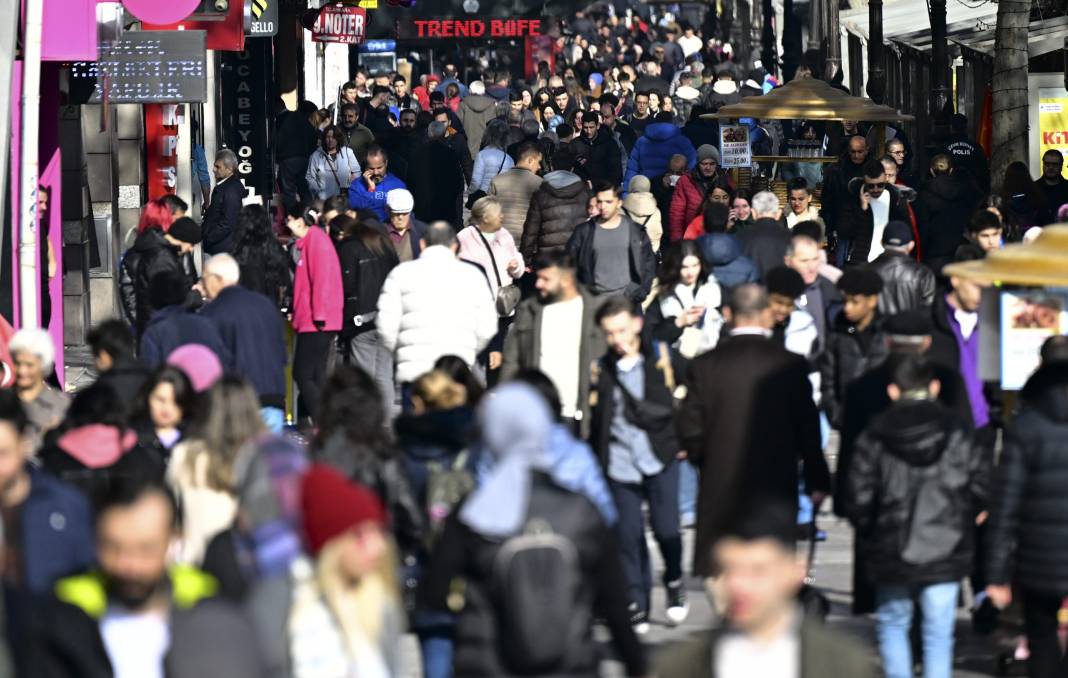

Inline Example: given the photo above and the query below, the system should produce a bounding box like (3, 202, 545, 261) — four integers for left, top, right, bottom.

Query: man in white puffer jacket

(376, 221, 498, 385)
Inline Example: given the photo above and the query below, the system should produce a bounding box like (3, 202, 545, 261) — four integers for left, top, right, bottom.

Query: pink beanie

(166, 344, 223, 392)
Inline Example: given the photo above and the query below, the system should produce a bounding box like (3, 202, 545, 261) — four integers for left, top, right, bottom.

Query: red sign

(144, 104, 182, 200)
(313, 6, 367, 44)
(396, 18, 557, 40)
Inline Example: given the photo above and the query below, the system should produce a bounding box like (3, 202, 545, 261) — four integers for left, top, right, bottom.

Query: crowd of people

(5, 3, 1068, 678)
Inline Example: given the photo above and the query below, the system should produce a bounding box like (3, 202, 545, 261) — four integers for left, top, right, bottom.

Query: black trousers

(293, 331, 336, 422)
(278, 156, 312, 212)
(610, 461, 683, 614)
(1022, 590, 1068, 678)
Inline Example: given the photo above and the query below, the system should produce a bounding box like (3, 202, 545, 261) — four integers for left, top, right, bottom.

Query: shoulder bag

(475, 228, 521, 317)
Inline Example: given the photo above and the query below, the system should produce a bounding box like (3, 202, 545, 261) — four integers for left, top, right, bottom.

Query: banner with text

(220, 38, 273, 203)
(396, 17, 558, 40)
(719, 125, 751, 168)
(313, 5, 367, 44)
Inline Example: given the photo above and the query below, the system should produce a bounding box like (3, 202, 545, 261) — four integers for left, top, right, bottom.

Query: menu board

(70, 31, 207, 104)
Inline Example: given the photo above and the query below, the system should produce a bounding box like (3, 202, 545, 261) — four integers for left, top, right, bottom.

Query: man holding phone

(844, 160, 910, 265)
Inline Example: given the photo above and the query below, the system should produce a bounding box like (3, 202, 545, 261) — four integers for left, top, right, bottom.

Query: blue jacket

(697, 233, 759, 290)
(623, 123, 697, 188)
(347, 173, 407, 221)
(21, 467, 95, 594)
(199, 285, 287, 408)
(139, 304, 233, 370)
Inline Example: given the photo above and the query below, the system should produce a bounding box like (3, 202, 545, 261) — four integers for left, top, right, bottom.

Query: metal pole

(19, 0, 43, 329)
(866, 0, 885, 102)
(825, 0, 841, 83)
(930, 0, 950, 112)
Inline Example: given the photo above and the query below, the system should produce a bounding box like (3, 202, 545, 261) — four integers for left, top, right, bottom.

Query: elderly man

(9, 328, 69, 453)
(736, 191, 790, 279)
(383, 188, 428, 263)
(199, 254, 288, 432)
(821, 135, 871, 266)
(201, 149, 245, 257)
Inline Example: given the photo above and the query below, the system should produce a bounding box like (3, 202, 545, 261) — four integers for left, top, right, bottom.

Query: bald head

(423, 220, 458, 251)
(848, 136, 868, 165)
(726, 283, 772, 329)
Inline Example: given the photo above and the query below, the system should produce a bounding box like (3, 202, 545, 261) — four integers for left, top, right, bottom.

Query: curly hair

(232, 204, 292, 306)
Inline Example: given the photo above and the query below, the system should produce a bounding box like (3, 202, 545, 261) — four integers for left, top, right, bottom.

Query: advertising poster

(1000, 289, 1068, 390)
(1038, 92, 1068, 177)
(719, 124, 751, 169)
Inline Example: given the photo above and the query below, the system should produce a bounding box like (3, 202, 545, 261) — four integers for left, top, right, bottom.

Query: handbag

(475, 228, 521, 317)
(466, 151, 508, 209)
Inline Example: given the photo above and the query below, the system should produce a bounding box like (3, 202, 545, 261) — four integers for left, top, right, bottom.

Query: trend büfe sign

(396, 17, 557, 40)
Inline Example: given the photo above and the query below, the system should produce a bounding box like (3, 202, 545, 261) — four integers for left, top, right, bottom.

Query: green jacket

(656, 618, 881, 678)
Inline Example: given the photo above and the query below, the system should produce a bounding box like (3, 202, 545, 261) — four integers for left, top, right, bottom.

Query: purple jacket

(292, 226, 343, 333)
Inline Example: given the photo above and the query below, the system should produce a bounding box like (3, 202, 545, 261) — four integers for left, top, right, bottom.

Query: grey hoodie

(542, 169, 583, 189)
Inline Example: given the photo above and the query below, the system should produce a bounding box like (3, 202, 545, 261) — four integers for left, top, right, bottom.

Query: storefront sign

(719, 124, 752, 168)
(1039, 91, 1068, 178)
(1000, 289, 1068, 390)
(145, 104, 182, 200)
(70, 31, 207, 104)
(312, 6, 367, 44)
(248, 0, 279, 37)
(359, 39, 396, 53)
(220, 39, 273, 203)
(396, 17, 557, 40)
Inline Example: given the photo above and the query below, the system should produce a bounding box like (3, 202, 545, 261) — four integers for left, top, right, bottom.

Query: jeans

(875, 581, 960, 678)
(1021, 589, 1068, 678)
(835, 237, 853, 267)
(260, 407, 286, 434)
(678, 460, 697, 524)
(610, 461, 683, 613)
(348, 330, 395, 417)
(418, 630, 454, 678)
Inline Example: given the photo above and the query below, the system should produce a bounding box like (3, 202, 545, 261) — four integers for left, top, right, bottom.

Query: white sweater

(376, 246, 498, 382)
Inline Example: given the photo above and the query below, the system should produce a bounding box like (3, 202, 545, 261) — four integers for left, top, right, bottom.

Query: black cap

(884, 310, 933, 337)
(837, 267, 884, 296)
(168, 217, 202, 245)
(882, 220, 913, 247)
(764, 265, 806, 299)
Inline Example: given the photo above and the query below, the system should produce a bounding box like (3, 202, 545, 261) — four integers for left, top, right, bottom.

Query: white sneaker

(666, 580, 689, 626)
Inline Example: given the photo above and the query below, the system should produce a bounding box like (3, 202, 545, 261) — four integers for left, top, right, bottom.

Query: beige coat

(489, 167, 543, 243)
(622, 190, 664, 253)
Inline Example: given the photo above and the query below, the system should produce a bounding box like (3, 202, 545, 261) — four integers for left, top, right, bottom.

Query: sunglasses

(864, 182, 886, 190)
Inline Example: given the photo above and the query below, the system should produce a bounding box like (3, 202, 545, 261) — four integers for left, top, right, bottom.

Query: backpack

(424, 451, 473, 543)
(492, 516, 585, 674)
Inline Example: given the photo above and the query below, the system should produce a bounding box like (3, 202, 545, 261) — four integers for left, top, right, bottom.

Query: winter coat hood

(697, 232, 741, 265)
(622, 191, 657, 217)
(867, 400, 952, 467)
(395, 407, 475, 460)
(645, 122, 681, 142)
(57, 424, 139, 469)
(542, 170, 584, 191)
(460, 93, 497, 114)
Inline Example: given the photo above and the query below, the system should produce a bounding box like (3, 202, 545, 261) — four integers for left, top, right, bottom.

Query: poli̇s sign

(313, 5, 367, 44)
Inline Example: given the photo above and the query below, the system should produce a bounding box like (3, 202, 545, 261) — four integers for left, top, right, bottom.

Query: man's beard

(105, 574, 167, 610)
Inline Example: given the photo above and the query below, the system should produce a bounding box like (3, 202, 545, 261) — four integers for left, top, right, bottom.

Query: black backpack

(491, 516, 587, 674)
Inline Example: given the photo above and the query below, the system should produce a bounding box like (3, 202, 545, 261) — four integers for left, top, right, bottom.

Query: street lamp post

(866, 0, 885, 103)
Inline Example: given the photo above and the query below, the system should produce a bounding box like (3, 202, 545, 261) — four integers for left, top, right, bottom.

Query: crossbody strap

(474, 228, 504, 288)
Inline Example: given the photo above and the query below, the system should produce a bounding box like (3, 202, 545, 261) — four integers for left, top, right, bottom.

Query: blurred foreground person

(27, 479, 264, 678)
(422, 383, 647, 678)
(656, 503, 877, 678)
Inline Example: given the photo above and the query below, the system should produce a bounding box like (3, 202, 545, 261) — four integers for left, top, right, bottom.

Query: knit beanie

(628, 175, 651, 194)
(168, 217, 202, 245)
(166, 344, 223, 392)
(697, 144, 721, 163)
(300, 464, 386, 556)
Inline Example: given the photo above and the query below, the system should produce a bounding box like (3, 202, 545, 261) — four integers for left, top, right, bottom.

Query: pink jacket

(292, 226, 343, 333)
(457, 225, 523, 298)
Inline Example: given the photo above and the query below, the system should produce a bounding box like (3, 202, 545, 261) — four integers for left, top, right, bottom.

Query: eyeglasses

(888, 149, 905, 156)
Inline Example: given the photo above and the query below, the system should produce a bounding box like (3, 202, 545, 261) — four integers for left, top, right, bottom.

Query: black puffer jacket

(520, 171, 591, 262)
(818, 314, 890, 429)
(870, 250, 936, 315)
(849, 400, 987, 585)
(818, 156, 866, 240)
(575, 128, 622, 187)
(118, 228, 188, 338)
(336, 236, 399, 339)
(915, 173, 979, 272)
(987, 364, 1068, 595)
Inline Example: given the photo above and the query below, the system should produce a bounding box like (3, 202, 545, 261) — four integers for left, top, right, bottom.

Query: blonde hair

(184, 376, 265, 492)
(470, 196, 502, 227)
(411, 370, 467, 411)
(316, 533, 402, 650)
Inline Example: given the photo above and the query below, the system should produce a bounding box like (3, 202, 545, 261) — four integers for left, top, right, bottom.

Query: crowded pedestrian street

(2, 0, 1068, 677)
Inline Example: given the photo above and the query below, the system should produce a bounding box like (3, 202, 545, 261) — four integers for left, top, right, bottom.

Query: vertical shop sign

(220, 38, 273, 202)
(1039, 93, 1068, 177)
(719, 124, 752, 168)
(145, 104, 182, 200)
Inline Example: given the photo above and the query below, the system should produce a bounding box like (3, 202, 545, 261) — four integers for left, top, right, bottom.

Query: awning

(706, 75, 914, 122)
(944, 226, 1068, 287)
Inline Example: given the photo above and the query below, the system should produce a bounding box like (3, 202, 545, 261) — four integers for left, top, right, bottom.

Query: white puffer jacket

(376, 246, 498, 383)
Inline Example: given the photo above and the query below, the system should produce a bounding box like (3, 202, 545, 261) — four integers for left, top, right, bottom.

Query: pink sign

(122, 0, 201, 25)
(42, 0, 97, 61)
